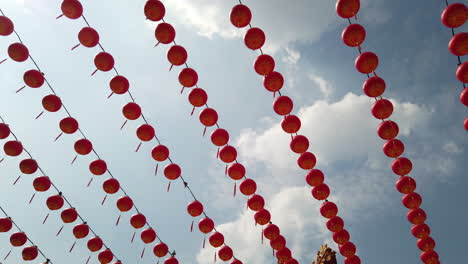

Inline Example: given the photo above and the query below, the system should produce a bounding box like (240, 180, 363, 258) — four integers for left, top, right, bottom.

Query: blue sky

(0, 0, 466, 263)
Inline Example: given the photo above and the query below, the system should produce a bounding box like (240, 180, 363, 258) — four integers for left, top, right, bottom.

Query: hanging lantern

(188, 88, 208, 107)
(290, 135, 309, 154)
(297, 152, 316, 170)
(152, 145, 169, 161)
(402, 192, 422, 209)
(420, 251, 439, 264)
(198, 217, 215, 234)
(218, 245, 233, 261)
(89, 160, 107, 175)
(4, 140, 23, 156)
(116, 196, 133, 212)
(270, 235, 286, 250)
(209, 232, 224, 248)
(23, 70, 45, 88)
(144, 0, 166, 21)
(60, 117, 79, 134)
(339, 242, 357, 257)
(371, 99, 393, 119)
(230, 4, 252, 28)
(179, 68, 198, 88)
(377, 120, 399, 140)
(391, 157, 413, 176)
(0, 123, 11, 139)
(47, 194, 65, 210)
(227, 163, 245, 180)
(273, 96, 293, 116)
(103, 178, 120, 194)
(441, 3, 468, 28)
(456, 61, 468, 83)
(153, 243, 169, 258)
(61, 208, 78, 223)
(137, 124, 156, 141)
(60, 0, 83, 19)
(110, 76, 129, 95)
(199, 108, 218, 127)
(77, 27, 100, 48)
(341, 24, 366, 47)
(98, 249, 114, 264)
(73, 223, 90, 239)
(264, 71, 284, 92)
(244, 27, 266, 50)
(326, 216, 345, 232)
(382, 139, 405, 158)
(254, 54, 275, 76)
(281, 115, 301, 134)
(355, 52, 378, 74)
(211, 128, 229, 147)
(0, 218, 13, 232)
(141, 228, 157, 243)
(167, 45, 188, 68)
(155, 23, 176, 45)
(464, 116, 468, 131)
(448, 32, 468, 56)
(10, 232, 28, 247)
(254, 209, 271, 225)
(94, 52, 115, 72)
(276, 248, 292, 263)
(336, 0, 360, 19)
(19, 159, 39, 174)
(87, 237, 104, 252)
(312, 183, 330, 200)
(396, 176, 416, 194)
(247, 194, 265, 211)
(22, 246, 38, 261)
(407, 208, 427, 224)
(362, 76, 386, 97)
(33, 176, 52, 192)
(187, 201, 204, 217)
(231, 260, 243, 264)
(8, 43, 29, 62)
(219, 145, 237, 163)
(417, 237, 435, 252)
(320, 201, 338, 219)
(333, 229, 350, 245)
(461, 88, 467, 106)
(0, 16, 14, 36)
(130, 213, 146, 229)
(239, 178, 256, 196)
(164, 257, 179, 264)
(123, 102, 142, 120)
(74, 139, 93, 155)
(263, 224, 280, 240)
(42, 94, 62, 112)
(344, 255, 361, 264)
(164, 163, 181, 180)
(411, 223, 431, 239)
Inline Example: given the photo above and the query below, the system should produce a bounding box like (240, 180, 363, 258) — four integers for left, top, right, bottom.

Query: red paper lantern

(209, 232, 224, 248)
(198, 217, 215, 234)
(247, 194, 265, 211)
(391, 157, 413, 176)
(407, 208, 427, 224)
(355, 52, 378, 74)
(377, 120, 399, 140)
(130, 213, 146, 229)
(78, 27, 99, 48)
(0, 16, 14, 36)
(344, 255, 361, 264)
(179, 68, 198, 88)
(333, 229, 350, 245)
(164, 163, 181, 180)
(19, 159, 39, 174)
(141, 228, 157, 243)
(341, 24, 366, 47)
(145, 0, 166, 21)
(254, 209, 271, 225)
(89, 160, 107, 176)
(465, 116, 468, 131)
(164, 257, 179, 264)
(456, 61, 468, 83)
(23, 69, 44, 88)
(219, 245, 234, 261)
(22, 246, 39, 261)
(155, 23, 176, 44)
(46, 195, 65, 210)
(441, 3, 468, 28)
(94, 52, 115, 72)
(461, 88, 468, 106)
(167, 45, 188, 66)
(320, 201, 338, 219)
(199, 108, 218, 127)
(396, 176, 416, 194)
(110, 76, 129, 94)
(60, 117, 79, 134)
(290, 135, 309, 154)
(219, 145, 237, 163)
(188, 88, 208, 107)
(87, 237, 104, 252)
(382, 139, 404, 158)
(339, 242, 356, 257)
(312, 183, 330, 200)
(276, 248, 292, 263)
(123, 102, 142, 120)
(254, 54, 275, 75)
(363, 76, 386, 97)
(0, 123, 11, 139)
(0, 218, 13, 232)
(61, 0, 83, 19)
(448, 32, 468, 56)
(153, 243, 168, 257)
(61, 208, 78, 223)
(187, 200, 204, 217)
(239, 178, 257, 196)
(211, 128, 229, 147)
(230, 4, 252, 28)
(371, 99, 393, 119)
(282, 115, 301, 134)
(4, 140, 23, 156)
(402, 192, 422, 209)
(411, 223, 431, 239)
(263, 224, 280, 240)
(306, 169, 325, 187)
(137, 124, 155, 141)
(327, 216, 345, 232)
(273, 96, 293, 116)
(116, 196, 133, 212)
(8, 43, 29, 62)
(420, 251, 439, 264)
(297, 152, 316, 170)
(42, 94, 62, 112)
(152, 145, 170, 161)
(10, 232, 27, 247)
(245, 27, 265, 50)
(264, 71, 284, 92)
(336, 0, 360, 19)
(98, 249, 114, 264)
(73, 223, 90, 239)
(270, 235, 286, 250)
(33, 176, 52, 192)
(103, 178, 120, 194)
(417, 237, 436, 252)
(74, 139, 93, 155)
(227, 163, 245, 180)
(231, 260, 243, 264)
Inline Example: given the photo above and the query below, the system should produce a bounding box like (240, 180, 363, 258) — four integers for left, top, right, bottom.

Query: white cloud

(309, 74, 334, 98)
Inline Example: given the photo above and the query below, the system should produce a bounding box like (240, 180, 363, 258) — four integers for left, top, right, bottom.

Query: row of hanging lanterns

(334, 0, 441, 263)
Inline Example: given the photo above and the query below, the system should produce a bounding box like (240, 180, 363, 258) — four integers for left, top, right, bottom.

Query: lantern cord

(0, 205, 54, 264)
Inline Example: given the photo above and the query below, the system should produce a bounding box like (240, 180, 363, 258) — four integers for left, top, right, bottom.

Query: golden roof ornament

(311, 244, 337, 264)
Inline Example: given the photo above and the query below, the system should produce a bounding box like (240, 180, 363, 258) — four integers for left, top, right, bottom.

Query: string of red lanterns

(0, 116, 122, 264)
(0, 10, 178, 264)
(0, 205, 53, 263)
(334, 0, 442, 263)
(440, 1, 468, 130)
(143, 0, 298, 263)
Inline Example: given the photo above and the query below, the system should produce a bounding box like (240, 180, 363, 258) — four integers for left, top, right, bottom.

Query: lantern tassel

(202, 237, 206, 249)
(130, 231, 136, 243)
(0, 58, 7, 64)
(169, 64, 174, 71)
(101, 195, 108, 205)
(42, 213, 50, 224)
(71, 43, 80, 50)
(28, 193, 36, 204)
(120, 120, 128, 130)
(115, 215, 121, 226)
(180, 86, 185, 94)
(233, 182, 237, 197)
(3, 249, 11, 260)
(0, 157, 4, 163)
(16, 86, 26, 93)
(69, 241, 76, 253)
(373, 71, 378, 77)
(155, 164, 159, 176)
(86, 177, 93, 187)
(56, 14, 64, 19)
(261, 229, 264, 244)
(191, 107, 195, 116)
(214, 251, 217, 262)
(85, 256, 91, 264)
(56, 225, 64, 236)
(216, 148, 219, 158)
(203, 127, 207, 137)
(71, 155, 78, 164)
(13, 175, 21, 185)
(167, 182, 171, 192)
(91, 69, 98, 76)
(154, 42, 160, 47)
(273, 91, 276, 98)
(35, 111, 44, 119)
(224, 165, 227, 175)
(272, 248, 274, 256)
(354, 14, 358, 20)
(190, 220, 194, 232)
(54, 132, 63, 142)
(107, 92, 114, 99)
(141, 248, 146, 259)
(135, 142, 142, 152)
